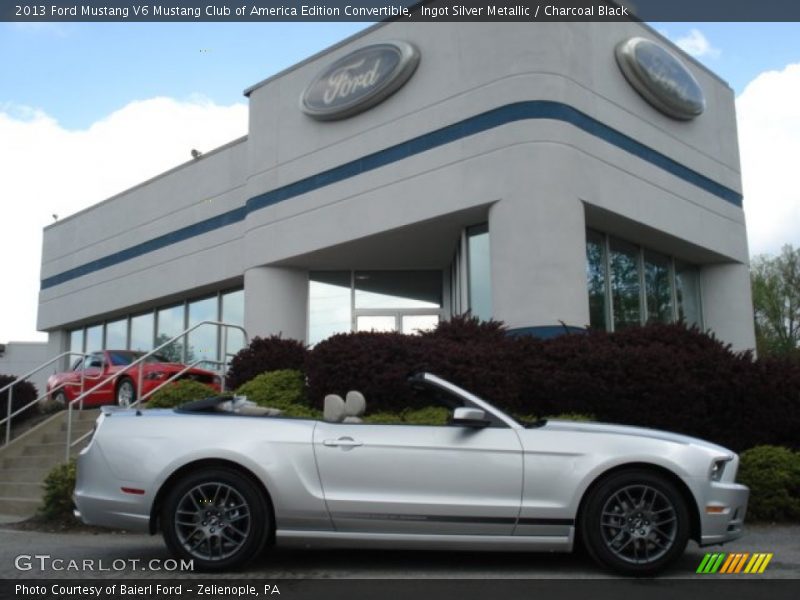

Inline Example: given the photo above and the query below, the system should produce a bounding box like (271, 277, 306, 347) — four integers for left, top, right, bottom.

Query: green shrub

(363, 407, 449, 426)
(147, 380, 217, 408)
(39, 460, 76, 522)
(235, 369, 306, 410)
(546, 412, 595, 422)
(279, 404, 322, 419)
(402, 406, 450, 425)
(363, 411, 405, 425)
(737, 445, 800, 522)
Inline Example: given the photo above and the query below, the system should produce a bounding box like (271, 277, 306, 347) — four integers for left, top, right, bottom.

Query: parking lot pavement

(0, 523, 797, 580)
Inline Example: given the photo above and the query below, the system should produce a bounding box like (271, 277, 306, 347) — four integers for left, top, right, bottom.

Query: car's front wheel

(52, 390, 67, 407)
(161, 468, 270, 571)
(580, 469, 690, 576)
(115, 378, 136, 408)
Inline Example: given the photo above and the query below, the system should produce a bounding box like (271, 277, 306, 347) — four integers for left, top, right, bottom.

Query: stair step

(21, 443, 67, 457)
(0, 482, 43, 500)
(0, 496, 40, 517)
(0, 468, 51, 483)
(45, 427, 93, 444)
(2, 455, 66, 470)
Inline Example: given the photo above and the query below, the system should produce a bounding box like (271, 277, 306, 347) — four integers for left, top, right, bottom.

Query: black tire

(115, 378, 136, 408)
(580, 469, 690, 576)
(161, 468, 270, 571)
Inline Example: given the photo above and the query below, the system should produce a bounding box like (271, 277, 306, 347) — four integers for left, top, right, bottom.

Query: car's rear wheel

(580, 469, 690, 576)
(115, 378, 136, 408)
(161, 468, 270, 571)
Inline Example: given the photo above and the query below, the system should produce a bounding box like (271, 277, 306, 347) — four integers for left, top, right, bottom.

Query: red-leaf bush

(305, 321, 800, 452)
(225, 335, 307, 390)
(0, 375, 40, 426)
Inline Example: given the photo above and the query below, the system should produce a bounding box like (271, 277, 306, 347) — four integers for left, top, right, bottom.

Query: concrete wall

(37, 20, 755, 351)
(38, 138, 249, 330)
(0, 342, 50, 395)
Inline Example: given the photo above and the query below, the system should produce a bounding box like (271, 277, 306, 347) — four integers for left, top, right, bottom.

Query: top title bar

(5, 0, 800, 22)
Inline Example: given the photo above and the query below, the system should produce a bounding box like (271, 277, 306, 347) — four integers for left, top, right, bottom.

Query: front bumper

(699, 481, 749, 546)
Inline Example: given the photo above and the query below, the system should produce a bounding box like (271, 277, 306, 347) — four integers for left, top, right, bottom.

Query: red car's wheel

(115, 378, 136, 408)
(52, 390, 67, 407)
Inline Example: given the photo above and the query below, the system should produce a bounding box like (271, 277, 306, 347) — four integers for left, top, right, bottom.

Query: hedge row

(0, 375, 39, 426)
(227, 318, 800, 453)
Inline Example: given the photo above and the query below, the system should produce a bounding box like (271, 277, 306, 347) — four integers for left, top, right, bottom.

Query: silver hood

(542, 419, 734, 455)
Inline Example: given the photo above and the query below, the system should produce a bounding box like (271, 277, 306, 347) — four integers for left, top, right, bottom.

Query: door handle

(323, 437, 363, 448)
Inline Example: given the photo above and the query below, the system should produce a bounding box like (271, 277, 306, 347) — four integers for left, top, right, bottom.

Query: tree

(154, 334, 196, 364)
(751, 245, 800, 357)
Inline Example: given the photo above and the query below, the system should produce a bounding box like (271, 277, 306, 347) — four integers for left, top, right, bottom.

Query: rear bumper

(699, 482, 749, 546)
(74, 440, 152, 532)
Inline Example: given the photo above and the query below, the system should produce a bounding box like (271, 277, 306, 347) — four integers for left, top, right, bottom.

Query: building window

(585, 230, 607, 330)
(130, 312, 154, 352)
(585, 230, 702, 331)
(308, 270, 443, 345)
(644, 251, 673, 324)
(221, 289, 245, 359)
(69, 329, 84, 357)
(308, 272, 352, 346)
(609, 238, 641, 331)
(85, 325, 103, 353)
(188, 296, 218, 367)
(467, 224, 492, 322)
(64, 288, 244, 369)
(156, 305, 185, 362)
(105, 318, 128, 350)
(676, 261, 702, 326)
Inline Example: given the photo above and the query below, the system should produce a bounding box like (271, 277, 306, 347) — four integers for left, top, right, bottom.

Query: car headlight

(710, 457, 733, 481)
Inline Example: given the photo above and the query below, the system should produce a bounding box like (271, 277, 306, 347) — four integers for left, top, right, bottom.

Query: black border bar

(2, 579, 800, 600)
(5, 1, 800, 22)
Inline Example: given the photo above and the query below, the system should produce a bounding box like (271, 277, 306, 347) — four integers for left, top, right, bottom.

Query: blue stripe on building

(41, 100, 742, 290)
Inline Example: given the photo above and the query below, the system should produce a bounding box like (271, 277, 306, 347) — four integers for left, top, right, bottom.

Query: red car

(47, 350, 221, 408)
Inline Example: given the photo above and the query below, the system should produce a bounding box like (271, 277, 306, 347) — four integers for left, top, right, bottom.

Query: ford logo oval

(301, 41, 420, 121)
(615, 37, 706, 120)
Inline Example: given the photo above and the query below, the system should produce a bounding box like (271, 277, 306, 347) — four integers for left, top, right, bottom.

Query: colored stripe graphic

(40, 100, 743, 291)
(698, 552, 772, 574)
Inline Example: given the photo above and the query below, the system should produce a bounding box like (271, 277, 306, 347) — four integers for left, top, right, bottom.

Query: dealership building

(36, 20, 755, 370)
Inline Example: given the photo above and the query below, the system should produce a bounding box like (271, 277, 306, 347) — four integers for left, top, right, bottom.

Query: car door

(313, 418, 523, 536)
(79, 352, 111, 405)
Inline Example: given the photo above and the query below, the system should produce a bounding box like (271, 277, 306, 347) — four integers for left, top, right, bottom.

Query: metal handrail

(1, 351, 90, 446)
(65, 321, 247, 458)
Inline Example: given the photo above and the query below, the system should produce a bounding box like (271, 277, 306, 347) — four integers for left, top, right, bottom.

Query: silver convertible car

(74, 372, 748, 575)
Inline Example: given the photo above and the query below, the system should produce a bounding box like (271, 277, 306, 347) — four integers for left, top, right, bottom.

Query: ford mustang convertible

(74, 372, 748, 575)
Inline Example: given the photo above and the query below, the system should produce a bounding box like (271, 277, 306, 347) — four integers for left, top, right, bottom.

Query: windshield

(106, 351, 172, 366)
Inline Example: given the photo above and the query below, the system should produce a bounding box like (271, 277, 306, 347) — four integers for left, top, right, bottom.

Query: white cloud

(736, 63, 800, 257)
(0, 97, 247, 343)
(673, 29, 721, 59)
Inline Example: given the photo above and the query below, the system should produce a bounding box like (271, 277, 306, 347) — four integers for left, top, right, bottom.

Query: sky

(1, 20, 799, 343)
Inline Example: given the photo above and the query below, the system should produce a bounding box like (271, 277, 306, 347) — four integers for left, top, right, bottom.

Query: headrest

(324, 394, 346, 422)
(344, 391, 366, 417)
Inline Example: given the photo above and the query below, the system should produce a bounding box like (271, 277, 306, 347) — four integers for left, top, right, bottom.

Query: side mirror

(452, 407, 490, 428)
